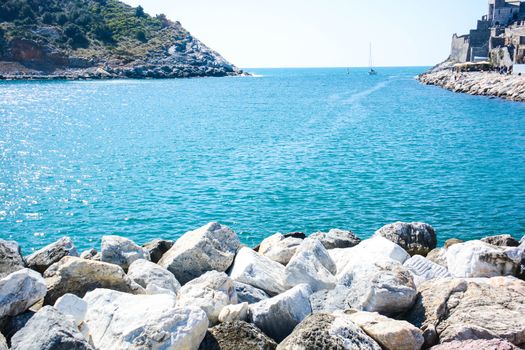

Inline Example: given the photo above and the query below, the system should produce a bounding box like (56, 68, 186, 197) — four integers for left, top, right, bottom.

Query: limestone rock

(406, 277, 525, 347)
(142, 239, 174, 263)
(127, 259, 181, 295)
(177, 271, 237, 325)
(80, 248, 98, 260)
(198, 321, 277, 350)
(403, 255, 451, 286)
(309, 229, 361, 250)
(229, 247, 287, 296)
(329, 236, 410, 275)
(445, 240, 518, 278)
(338, 257, 417, 316)
(0, 333, 6, 350)
(0, 269, 47, 319)
(258, 233, 302, 265)
(482, 234, 520, 247)
(25, 237, 78, 274)
(374, 222, 437, 256)
(158, 222, 241, 285)
(0, 240, 25, 279)
(0, 311, 34, 345)
(83, 288, 208, 350)
(426, 248, 447, 267)
(444, 238, 464, 249)
(346, 310, 424, 350)
(43, 256, 143, 305)
(277, 313, 382, 350)
(429, 339, 520, 350)
(10, 306, 93, 350)
(54, 293, 87, 326)
(310, 285, 354, 313)
(249, 284, 312, 342)
(100, 235, 150, 270)
(233, 281, 269, 304)
(218, 302, 248, 323)
(284, 238, 337, 292)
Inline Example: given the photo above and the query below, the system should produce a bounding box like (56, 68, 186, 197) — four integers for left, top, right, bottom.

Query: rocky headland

(417, 70, 525, 102)
(0, 0, 244, 80)
(0, 222, 524, 350)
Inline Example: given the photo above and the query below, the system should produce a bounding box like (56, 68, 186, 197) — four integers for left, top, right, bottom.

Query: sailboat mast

(369, 43, 373, 68)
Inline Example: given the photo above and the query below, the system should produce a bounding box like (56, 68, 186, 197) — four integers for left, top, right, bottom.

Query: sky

(123, 0, 487, 68)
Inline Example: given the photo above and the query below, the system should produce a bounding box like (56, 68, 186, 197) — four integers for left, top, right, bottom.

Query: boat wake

(343, 80, 390, 105)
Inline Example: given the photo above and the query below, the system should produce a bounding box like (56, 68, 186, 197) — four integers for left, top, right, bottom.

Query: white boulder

(284, 238, 337, 292)
(54, 293, 87, 326)
(229, 247, 288, 296)
(248, 284, 312, 342)
(403, 255, 451, 286)
(0, 269, 47, 319)
(218, 302, 249, 323)
(446, 240, 518, 278)
(158, 222, 241, 284)
(101, 235, 150, 270)
(176, 271, 237, 325)
(127, 259, 181, 295)
(83, 288, 208, 350)
(258, 233, 303, 265)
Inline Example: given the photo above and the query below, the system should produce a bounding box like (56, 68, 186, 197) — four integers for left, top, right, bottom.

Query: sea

(1, 67, 524, 253)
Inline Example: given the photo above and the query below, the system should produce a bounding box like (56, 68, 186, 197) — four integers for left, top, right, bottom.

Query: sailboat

(368, 43, 377, 75)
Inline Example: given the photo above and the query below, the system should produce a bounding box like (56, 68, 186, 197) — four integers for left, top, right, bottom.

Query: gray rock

(403, 255, 451, 286)
(0, 311, 34, 346)
(429, 339, 520, 350)
(53, 294, 87, 326)
(309, 285, 354, 313)
(374, 222, 437, 256)
(127, 259, 181, 295)
(218, 302, 248, 323)
(482, 235, 520, 247)
(309, 229, 361, 249)
(25, 237, 78, 274)
(79, 248, 98, 260)
(43, 256, 143, 305)
(258, 233, 303, 265)
(284, 238, 337, 292)
(198, 321, 277, 350)
(0, 240, 25, 279)
(277, 313, 382, 350)
(249, 284, 312, 342)
(100, 235, 150, 270)
(426, 248, 447, 267)
(158, 222, 241, 285)
(234, 281, 269, 304)
(176, 271, 237, 325)
(0, 332, 6, 350)
(10, 306, 93, 350)
(0, 269, 47, 319)
(142, 239, 174, 263)
(229, 247, 287, 296)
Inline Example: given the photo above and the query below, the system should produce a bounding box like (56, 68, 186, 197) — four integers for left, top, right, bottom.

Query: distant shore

(417, 70, 525, 102)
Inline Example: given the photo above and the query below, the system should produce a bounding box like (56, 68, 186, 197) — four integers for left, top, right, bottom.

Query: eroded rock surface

(374, 222, 437, 256)
(198, 321, 277, 350)
(25, 237, 78, 274)
(309, 229, 361, 250)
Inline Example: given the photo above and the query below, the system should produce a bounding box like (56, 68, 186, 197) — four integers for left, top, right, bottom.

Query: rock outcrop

(158, 222, 241, 285)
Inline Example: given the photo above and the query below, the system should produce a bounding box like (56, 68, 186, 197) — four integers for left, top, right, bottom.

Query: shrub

(135, 30, 147, 42)
(93, 24, 114, 43)
(135, 5, 145, 18)
(42, 12, 54, 24)
(64, 23, 88, 48)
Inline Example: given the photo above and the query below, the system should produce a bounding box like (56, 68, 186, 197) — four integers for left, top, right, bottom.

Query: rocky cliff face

(0, 0, 243, 79)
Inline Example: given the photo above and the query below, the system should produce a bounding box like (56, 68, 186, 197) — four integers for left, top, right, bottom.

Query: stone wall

(451, 34, 470, 62)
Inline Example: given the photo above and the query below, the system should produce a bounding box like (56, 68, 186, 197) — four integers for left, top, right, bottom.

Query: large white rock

(218, 302, 249, 323)
(158, 222, 241, 284)
(284, 238, 337, 292)
(446, 240, 518, 278)
(338, 257, 417, 316)
(83, 288, 208, 350)
(330, 236, 410, 275)
(258, 233, 303, 265)
(0, 268, 47, 319)
(101, 235, 150, 270)
(54, 293, 87, 326)
(127, 259, 181, 295)
(176, 271, 237, 325)
(346, 310, 425, 350)
(248, 284, 312, 342)
(403, 255, 451, 286)
(229, 247, 288, 296)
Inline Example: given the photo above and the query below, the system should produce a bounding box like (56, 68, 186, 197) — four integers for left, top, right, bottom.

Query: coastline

(417, 69, 525, 102)
(0, 221, 524, 349)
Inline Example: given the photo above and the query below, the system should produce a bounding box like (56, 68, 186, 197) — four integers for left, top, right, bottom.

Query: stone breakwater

(0, 222, 524, 350)
(418, 70, 525, 102)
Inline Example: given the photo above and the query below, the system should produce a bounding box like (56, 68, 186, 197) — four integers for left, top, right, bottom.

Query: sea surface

(1, 67, 524, 253)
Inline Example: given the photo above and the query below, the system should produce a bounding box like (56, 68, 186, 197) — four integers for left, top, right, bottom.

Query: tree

(135, 5, 145, 17)
(42, 12, 54, 24)
(64, 23, 88, 48)
(56, 13, 68, 25)
(135, 30, 147, 42)
(93, 24, 113, 43)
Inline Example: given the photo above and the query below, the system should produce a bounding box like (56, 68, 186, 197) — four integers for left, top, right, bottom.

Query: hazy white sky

(123, 0, 487, 68)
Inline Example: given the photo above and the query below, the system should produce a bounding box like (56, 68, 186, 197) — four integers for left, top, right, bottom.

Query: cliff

(0, 0, 244, 79)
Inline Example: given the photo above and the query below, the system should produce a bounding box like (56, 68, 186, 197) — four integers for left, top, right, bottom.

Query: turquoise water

(1, 67, 524, 253)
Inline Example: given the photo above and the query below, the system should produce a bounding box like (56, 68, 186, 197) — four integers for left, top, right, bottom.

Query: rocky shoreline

(417, 69, 525, 102)
(0, 222, 524, 350)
